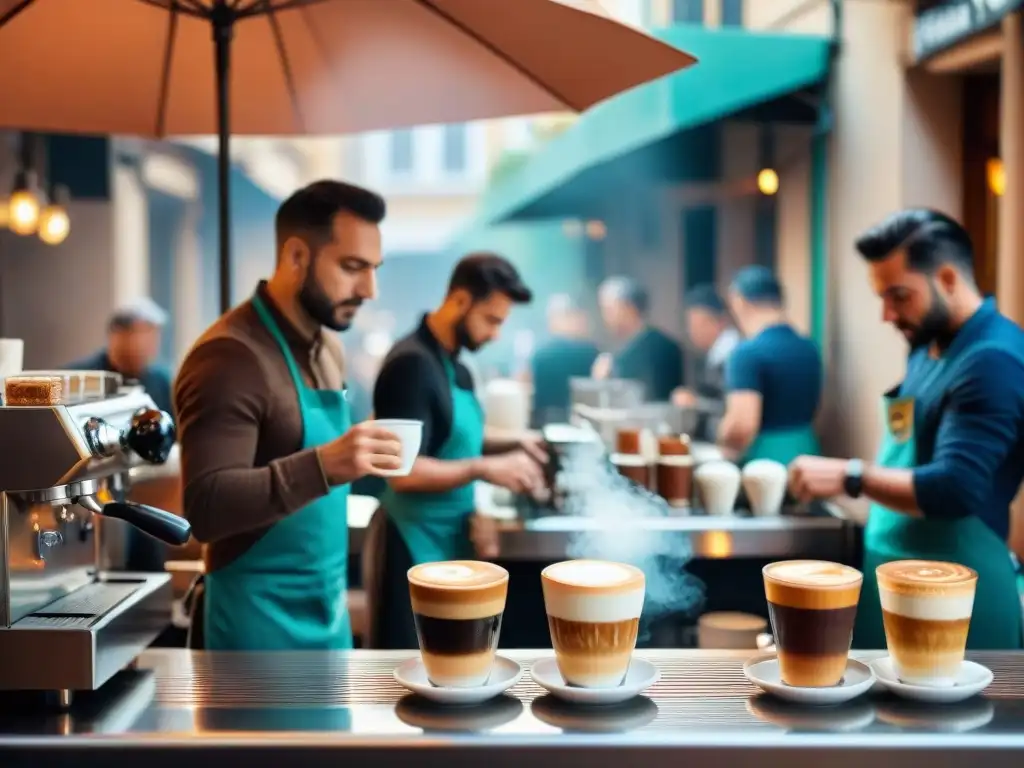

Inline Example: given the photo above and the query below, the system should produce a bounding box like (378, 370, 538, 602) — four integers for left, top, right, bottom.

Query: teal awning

(468, 25, 831, 230)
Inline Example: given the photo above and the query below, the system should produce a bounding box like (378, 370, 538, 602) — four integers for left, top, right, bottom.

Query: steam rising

(556, 450, 705, 642)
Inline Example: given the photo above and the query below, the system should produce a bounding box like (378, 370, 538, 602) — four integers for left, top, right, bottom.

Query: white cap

(110, 297, 168, 329)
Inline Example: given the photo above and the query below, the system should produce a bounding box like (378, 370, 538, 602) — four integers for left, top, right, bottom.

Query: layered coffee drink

(541, 559, 645, 688)
(877, 560, 977, 687)
(763, 560, 863, 687)
(656, 455, 693, 507)
(408, 560, 509, 688)
(612, 453, 651, 488)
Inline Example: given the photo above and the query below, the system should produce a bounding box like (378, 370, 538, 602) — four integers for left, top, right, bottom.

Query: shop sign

(913, 0, 1024, 60)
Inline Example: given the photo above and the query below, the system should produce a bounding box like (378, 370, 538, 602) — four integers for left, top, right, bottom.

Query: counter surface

(1, 649, 1021, 767)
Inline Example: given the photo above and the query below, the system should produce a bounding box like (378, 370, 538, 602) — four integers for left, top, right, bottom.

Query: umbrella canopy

(0, 0, 696, 310)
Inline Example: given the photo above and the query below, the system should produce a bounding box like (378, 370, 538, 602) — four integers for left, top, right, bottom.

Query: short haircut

(854, 208, 975, 278)
(599, 276, 649, 315)
(685, 283, 726, 315)
(108, 297, 167, 331)
(274, 180, 386, 253)
(731, 266, 784, 306)
(447, 252, 533, 304)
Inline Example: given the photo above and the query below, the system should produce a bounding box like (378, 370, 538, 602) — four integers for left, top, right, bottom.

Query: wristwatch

(844, 458, 864, 499)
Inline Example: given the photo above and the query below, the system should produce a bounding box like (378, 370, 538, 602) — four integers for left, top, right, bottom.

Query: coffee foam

(542, 560, 645, 623)
(408, 560, 508, 621)
(876, 560, 977, 597)
(763, 560, 862, 611)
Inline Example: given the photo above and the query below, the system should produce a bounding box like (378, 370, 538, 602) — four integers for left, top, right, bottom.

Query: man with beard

(366, 253, 545, 649)
(789, 208, 1024, 650)
(173, 180, 403, 651)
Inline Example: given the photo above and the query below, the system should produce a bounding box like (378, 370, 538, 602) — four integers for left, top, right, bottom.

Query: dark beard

(454, 313, 481, 352)
(298, 269, 361, 332)
(899, 283, 954, 349)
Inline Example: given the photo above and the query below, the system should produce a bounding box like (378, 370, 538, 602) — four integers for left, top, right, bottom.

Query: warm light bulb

(987, 157, 1005, 197)
(38, 205, 70, 245)
(585, 220, 607, 240)
(8, 189, 40, 235)
(757, 168, 780, 196)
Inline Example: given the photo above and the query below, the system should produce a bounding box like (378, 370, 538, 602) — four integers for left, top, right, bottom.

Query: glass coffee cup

(408, 560, 509, 688)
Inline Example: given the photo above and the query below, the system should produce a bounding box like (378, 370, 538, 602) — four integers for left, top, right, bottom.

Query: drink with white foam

(742, 459, 787, 516)
(694, 460, 741, 516)
(541, 559, 646, 688)
(408, 560, 509, 688)
(763, 560, 863, 687)
(877, 560, 977, 687)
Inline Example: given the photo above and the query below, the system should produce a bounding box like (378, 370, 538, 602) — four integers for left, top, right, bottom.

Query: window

(389, 129, 414, 173)
(721, 0, 742, 26)
(671, 0, 704, 23)
(442, 124, 467, 174)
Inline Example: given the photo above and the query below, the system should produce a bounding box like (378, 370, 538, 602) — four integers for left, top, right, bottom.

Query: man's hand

(470, 513, 500, 559)
(518, 430, 549, 465)
(479, 449, 545, 495)
(591, 352, 613, 380)
(788, 455, 848, 502)
(672, 387, 697, 408)
(317, 422, 403, 485)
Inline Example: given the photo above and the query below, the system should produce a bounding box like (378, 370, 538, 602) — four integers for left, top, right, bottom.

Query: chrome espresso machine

(0, 370, 190, 706)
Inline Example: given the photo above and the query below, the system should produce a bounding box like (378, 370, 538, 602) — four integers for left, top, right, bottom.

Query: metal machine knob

(123, 408, 176, 464)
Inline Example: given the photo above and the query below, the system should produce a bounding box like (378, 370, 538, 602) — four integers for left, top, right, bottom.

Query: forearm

(388, 455, 483, 494)
(182, 449, 329, 542)
(717, 415, 754, 454)
(483, 425, 530, 455)
(862, 465, 922, 517)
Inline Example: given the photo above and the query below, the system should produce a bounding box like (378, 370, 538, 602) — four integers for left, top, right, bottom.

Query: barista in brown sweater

(173, 180, 401, 650)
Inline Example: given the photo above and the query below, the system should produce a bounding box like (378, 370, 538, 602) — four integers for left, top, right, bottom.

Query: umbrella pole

(212, 3, 234, 315)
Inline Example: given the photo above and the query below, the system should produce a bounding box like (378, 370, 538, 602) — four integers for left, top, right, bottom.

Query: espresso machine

(0, 370, 191, 706)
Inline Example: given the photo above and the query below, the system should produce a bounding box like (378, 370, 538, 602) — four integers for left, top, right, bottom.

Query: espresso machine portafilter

(0, 371, 191, 707)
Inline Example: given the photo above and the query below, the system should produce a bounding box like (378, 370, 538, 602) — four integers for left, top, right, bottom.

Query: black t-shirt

(373, 316, 475, 457)
(611, 327, 686, 402)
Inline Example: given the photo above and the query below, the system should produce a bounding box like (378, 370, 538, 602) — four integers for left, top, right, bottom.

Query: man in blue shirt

(529, 294, 599, 426)
(789, 208, 1024, 649)
(718, 266, 822, 465)
(68, 297, 173, 415)
(592, 276, 685, 402)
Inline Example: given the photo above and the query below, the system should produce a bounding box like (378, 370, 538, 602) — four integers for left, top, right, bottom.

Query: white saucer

(743, 656, 875, 705)
(393, 655, 523, 705)
(870, 656, 993, 703)
(530, 657, 660, 705)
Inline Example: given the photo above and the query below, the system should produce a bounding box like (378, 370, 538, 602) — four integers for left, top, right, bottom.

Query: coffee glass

(611, 453, 651, 488)
(656, 455, 693, 507)
(741, 459, 788, 517)
(877, 560, 977, 687)
(694, 460, 741, 516)
(763, 560, 863, 687)
(407, 560, 509, 688)
(541, 559, 646, 688)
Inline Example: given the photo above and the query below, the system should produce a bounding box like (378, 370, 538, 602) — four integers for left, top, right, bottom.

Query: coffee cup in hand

(372, 419, 423, 476)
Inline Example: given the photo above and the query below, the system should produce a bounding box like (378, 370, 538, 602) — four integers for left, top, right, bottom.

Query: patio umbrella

(0, 0, 695, 313)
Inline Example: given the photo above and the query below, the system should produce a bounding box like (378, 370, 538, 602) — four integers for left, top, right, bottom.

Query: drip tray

(16, 582, 142, 629)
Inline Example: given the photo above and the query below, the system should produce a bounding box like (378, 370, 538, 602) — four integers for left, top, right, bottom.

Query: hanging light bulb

(987, 158, 1005, 197)
(8, 170, 41, 236)
(757, 168, 780, 196)
(38, 184, 70, 246)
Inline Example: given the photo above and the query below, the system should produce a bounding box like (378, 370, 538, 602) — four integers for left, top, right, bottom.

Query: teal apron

(204, 294, 354, 651)
(744, 425, 821, 466)
(853, 343, 1023, 650)
(381, 357, 485, 564)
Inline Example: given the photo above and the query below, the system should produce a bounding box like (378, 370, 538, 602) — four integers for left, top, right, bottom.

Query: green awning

(468, 25, 831, 230)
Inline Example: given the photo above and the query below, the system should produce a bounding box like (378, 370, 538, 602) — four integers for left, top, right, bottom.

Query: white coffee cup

(742, 459, 788, 517)
(694, 460, 741, 516)
(373, 419, 423, 476)
(0, 338, 24, 379)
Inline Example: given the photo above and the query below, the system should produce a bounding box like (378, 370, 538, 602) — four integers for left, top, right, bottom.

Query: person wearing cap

(592, 276, 685, 402)
(366, 253, 546, 649)
(529, 293, 599, 426)
(68, 297, 173, 414)
(173, 180, 403, 651)
(672, 283, 741, 440)
(720, 266, 822, 466)
(789, 209, 1024, 650)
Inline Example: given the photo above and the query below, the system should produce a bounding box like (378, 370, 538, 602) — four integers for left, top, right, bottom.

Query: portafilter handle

(76, 495, 191, 545)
